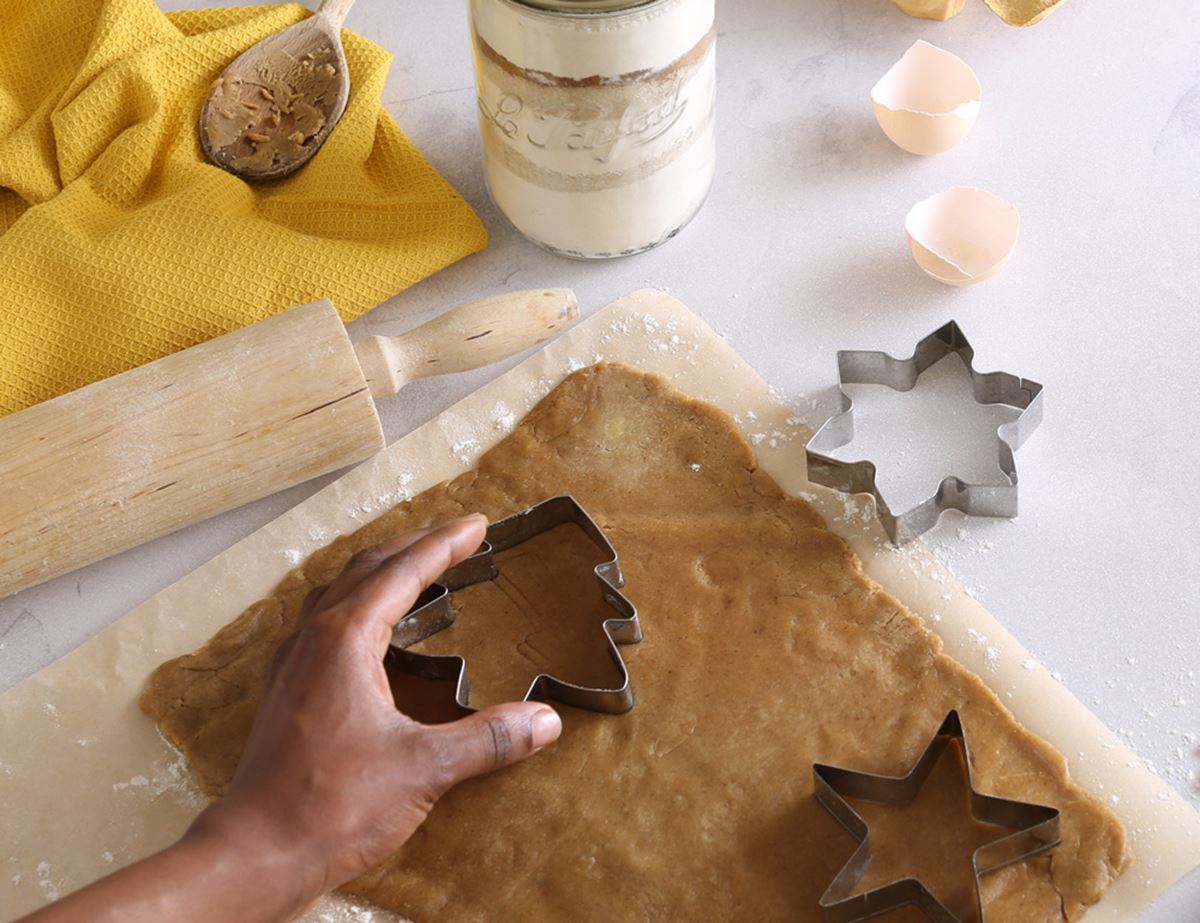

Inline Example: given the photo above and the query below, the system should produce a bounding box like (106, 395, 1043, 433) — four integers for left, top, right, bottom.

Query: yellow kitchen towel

(0, 0, 487, 416)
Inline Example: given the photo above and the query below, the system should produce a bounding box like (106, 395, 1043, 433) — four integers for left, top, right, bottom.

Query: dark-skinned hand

(21, 514, 562, 923)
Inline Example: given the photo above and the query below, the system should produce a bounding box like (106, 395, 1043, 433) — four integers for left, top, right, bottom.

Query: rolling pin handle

(354, 335, 410, 399)
(354, 289, 579, 400)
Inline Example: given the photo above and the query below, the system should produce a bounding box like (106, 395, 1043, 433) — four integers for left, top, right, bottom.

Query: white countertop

(2, 0, 1197, 917)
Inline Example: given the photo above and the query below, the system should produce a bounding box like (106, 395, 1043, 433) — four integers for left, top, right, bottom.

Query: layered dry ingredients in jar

(469, 0, 716, 259)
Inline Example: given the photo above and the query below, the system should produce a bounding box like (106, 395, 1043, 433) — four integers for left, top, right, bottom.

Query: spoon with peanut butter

(199, 0, 355, 180)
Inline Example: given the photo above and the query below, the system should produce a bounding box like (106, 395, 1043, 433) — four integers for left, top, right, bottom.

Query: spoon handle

(318, 0, 356, 27)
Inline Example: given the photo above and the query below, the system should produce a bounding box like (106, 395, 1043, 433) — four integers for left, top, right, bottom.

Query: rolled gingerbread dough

(142, 362, 1128, 921)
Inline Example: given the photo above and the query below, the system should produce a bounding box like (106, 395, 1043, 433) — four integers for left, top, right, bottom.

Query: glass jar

(468, 0, 716, 259)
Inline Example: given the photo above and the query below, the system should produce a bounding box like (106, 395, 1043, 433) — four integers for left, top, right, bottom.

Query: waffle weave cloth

(0, 0, 487, 416)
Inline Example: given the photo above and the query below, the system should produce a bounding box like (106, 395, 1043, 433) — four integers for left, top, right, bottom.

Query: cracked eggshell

(893, 0, 1067, 27)
(893, 0, 966, 20)
(982, 0, 1068, 26)
(905, 187, 1020, 286)
(872, 41, 981, 156)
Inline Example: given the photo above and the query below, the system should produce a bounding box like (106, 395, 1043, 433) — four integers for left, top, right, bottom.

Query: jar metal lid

(509, 0, 663, 13)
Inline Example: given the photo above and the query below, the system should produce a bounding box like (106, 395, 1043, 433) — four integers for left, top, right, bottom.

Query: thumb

(420, 703, 562, 792)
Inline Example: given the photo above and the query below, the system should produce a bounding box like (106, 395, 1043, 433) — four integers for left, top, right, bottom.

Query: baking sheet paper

(2, 290, 1197, 921)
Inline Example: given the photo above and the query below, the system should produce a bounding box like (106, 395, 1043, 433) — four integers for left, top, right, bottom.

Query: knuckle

(376, 545, 418, 578)
(300, 587, 326, 614)
(408, 714, 530, 797)
(480, 715, 515, 769)
(307, 606, 352, 643)
(267, 637, 294, 676)
(270, 636, 293, 664)
(347, 546, 387, 574)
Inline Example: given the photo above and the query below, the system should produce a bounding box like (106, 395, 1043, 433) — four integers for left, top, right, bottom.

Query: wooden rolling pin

(0, 289, 577, 599)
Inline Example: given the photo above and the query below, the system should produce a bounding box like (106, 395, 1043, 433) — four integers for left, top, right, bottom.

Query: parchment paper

(2, 290, 1197, 921)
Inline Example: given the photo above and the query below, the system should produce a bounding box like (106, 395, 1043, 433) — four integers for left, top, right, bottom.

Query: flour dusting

(489, 401, 517, 432)
(104, 729, 209, 813)
(35, 861, 62, 903)
(302, 893, 403, 923)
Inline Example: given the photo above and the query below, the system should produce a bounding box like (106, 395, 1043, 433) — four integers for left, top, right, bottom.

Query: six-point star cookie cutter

(804, 321, 1044, 544)
(812, 710, 1062, 923)
(389, 495, 642, 714)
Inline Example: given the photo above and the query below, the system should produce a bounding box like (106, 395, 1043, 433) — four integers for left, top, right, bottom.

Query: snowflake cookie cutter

(812, 710, 1061, 923)
(389, 495, 642, 714)
(804, 321, 1044, 544)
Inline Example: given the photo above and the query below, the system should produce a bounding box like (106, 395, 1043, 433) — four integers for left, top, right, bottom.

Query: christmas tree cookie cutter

(812, 710, 1062, 923)
(804, 321, 1044, 544)
(389, 495, 642, 714)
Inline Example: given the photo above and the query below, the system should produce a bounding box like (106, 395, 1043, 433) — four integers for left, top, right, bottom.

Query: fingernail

(451, 513, 488, 526)
(531, 707, 563, 749)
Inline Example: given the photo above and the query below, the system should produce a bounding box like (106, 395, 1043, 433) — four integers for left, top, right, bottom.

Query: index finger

(311, 525, 441, 614)
(339, 514, 489, 657)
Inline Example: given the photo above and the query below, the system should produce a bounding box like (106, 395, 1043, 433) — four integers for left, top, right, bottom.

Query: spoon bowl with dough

(199, 0, 355, 181)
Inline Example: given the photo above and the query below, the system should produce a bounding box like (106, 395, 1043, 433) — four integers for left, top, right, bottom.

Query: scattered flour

(35, 861, 62, 903)
(450, 439, 480, 465)
(835, 492, 873, 525)
(105, 730, 208, 813)
(303, 893, 399, 923)
(965, 628, 1000, 672)
(594, 313, 701, 369)
(112, 775, 150, 792)
(489, 401, 516, 432)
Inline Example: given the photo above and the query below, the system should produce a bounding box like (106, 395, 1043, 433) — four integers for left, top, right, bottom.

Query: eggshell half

(893, 0, 966, 21)
(872, 41, 981, 156)
(905, 187, 1020, 286)
(983, 0, 1067, 26)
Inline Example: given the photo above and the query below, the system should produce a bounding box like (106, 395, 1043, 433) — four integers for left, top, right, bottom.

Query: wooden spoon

(199, 0, 356, 181)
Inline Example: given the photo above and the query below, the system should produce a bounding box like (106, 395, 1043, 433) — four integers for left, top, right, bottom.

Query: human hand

(189, 514, 563, 909)
(18, 516, 559, 923)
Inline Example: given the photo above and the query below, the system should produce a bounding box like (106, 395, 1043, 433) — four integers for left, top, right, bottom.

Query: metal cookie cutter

(812, 710, 1061, 923)
(389, 495, 642, 714)
(804, 321, 1043, 544)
